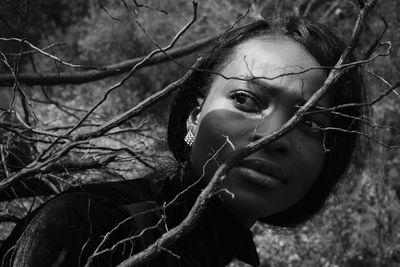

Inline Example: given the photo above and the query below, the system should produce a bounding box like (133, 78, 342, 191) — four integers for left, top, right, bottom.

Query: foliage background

(0, 0, 399, 266)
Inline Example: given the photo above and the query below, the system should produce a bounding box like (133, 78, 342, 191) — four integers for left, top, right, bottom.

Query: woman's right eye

(229, 90, 262, 113)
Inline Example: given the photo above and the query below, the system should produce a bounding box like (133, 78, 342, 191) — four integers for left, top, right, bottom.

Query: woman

(1, 15, 365, 267)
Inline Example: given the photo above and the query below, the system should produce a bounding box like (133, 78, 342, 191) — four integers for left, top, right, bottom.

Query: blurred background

(0, 0, 399, 266)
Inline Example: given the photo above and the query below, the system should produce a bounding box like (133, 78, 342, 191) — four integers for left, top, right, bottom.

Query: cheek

(190, 109, 256, 179)
(189, 110, 328, 218)
(295, 131, 326, 175)
(288, 130, 326, 195)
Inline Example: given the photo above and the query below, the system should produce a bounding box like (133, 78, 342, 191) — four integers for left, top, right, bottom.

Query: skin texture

(188, 37, 331, 227)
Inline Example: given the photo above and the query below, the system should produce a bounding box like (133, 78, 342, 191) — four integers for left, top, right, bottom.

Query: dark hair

(167, 15, 366, 227)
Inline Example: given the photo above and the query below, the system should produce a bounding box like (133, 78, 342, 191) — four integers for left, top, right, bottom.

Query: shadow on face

(188, 37, 331, 226)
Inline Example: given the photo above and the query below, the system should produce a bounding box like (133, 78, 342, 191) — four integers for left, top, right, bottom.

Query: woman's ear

(186, 97, 205, 132)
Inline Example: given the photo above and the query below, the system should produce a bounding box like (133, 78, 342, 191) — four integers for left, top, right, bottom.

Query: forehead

(214, 37, 328, 105)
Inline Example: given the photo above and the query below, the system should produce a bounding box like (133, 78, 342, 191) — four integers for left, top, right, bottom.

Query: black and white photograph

(0, 0, 399, 266)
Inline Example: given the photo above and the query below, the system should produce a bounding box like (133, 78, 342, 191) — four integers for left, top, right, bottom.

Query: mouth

(235, 159, 286, 187)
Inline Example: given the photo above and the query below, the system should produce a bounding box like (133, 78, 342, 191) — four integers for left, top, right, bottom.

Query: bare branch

(58, 0, 199, 145)
(0, 38, 108, 71)
(32, 4, 201, 164)
(5, 42, 66, 56)
(133, 0, 168, 15)
(117, 1, 378, 266)
(0, 144, 10, 179)
(0, 214, 20, 223)
(0, 155, 116, 188)
(97, 1, 121, 20)
(76, 145, 156, 170)
(74, 58, 200, 141)
(0, 36, 214, 86)
(321, 127, 400, 149)
(305, 82, 400, 115)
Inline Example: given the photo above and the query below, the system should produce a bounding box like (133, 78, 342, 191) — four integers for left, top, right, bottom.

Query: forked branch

(117, 0, 378, 266)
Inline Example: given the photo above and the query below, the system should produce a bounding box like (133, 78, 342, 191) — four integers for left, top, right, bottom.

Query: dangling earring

(184, 130, 195, 146)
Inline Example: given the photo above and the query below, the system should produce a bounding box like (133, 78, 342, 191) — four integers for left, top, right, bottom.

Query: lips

(236, 159, 287, 184)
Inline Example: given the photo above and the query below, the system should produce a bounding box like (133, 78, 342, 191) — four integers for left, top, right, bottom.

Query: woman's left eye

(229, 90, 262, 113)
(301, 118, 324, 132)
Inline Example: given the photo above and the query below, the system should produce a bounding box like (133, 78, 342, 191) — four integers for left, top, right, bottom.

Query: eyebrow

(244, 75, 283, 96)
(244, 75, 330, 109)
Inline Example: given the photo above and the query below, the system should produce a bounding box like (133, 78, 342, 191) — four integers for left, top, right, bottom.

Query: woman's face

(189, 37, 330, 226)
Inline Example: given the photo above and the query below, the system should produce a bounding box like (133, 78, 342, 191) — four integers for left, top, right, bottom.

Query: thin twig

(117, 1, 378, 266)
(0, 38, 107, 71)
(5, 42, 66, 56)
(0, 145, 10, 179)
(74, 58, 200, 141)
(68, 1, 198, 135)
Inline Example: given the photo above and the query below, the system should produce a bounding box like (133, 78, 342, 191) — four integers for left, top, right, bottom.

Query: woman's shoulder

(26, 176, 158, 221)
(26, 173, 167, 233)
(2, 173, 169, 267)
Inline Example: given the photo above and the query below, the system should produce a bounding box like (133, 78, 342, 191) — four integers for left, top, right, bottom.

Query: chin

(218, 171, 287, 217)
(217, 184, 277, 224)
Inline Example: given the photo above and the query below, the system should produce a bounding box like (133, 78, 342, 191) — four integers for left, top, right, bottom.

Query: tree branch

(74, 59, 200, 141)
(117, 0, 378, 266)
(0, 36, 215, 86)
(0, 147, 114, 189)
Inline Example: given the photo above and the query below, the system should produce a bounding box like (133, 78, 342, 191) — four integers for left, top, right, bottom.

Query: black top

(1, 170, 260, 267)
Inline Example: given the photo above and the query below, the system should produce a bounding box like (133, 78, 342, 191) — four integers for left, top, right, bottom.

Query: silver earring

(184, 130, 194, 146)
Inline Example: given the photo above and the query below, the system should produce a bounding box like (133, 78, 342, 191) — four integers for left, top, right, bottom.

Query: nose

(252, 131, 291, 156)
(250, 116, 292, 156)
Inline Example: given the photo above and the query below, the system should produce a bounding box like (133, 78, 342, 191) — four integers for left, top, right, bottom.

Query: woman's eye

(230, 91, 262, 112)
(301, 118, 324, 133)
